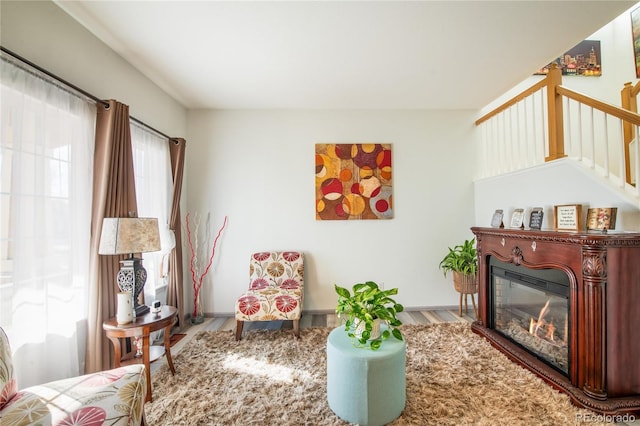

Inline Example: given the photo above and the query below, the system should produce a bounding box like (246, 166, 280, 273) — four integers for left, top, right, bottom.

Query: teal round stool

(326, 326, 406, 426)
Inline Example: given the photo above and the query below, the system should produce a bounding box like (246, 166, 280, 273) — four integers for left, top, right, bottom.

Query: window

(130, 121, 173, 304)
(0, 53, 95, 385)
(0, 52, 176, 385)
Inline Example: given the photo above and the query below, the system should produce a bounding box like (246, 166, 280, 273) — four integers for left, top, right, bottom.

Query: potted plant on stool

(328, 281, 407, 424)
(334, 281, 404, 350)
(438, 238, 478, 317)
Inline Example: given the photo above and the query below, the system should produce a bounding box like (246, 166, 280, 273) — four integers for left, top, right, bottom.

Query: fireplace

(471, 227, 640, 416)
(490, 257, 570, 375)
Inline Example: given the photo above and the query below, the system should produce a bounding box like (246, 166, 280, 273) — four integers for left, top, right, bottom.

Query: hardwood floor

(201, 307, 472, 331)
(164, 307, 475, 357)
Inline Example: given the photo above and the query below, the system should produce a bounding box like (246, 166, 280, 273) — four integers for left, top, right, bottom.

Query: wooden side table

(103, 305, 178, 402)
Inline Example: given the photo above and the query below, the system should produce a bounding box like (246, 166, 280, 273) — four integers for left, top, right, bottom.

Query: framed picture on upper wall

(535, 40, 601, 77)
(631, 6, 640, 78)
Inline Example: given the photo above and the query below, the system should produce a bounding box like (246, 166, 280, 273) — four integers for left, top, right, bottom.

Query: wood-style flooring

(163, 308, 476, 358)
(200, 307, 475, 334)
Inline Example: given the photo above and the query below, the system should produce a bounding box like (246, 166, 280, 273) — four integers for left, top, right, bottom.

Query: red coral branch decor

(185, 213, 228, 323)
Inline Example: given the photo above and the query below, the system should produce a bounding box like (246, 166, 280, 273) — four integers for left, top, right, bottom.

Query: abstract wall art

(315, 143, 393, 220)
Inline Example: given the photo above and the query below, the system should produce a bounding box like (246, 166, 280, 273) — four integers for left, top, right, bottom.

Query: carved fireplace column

(581, 245, 607, 401)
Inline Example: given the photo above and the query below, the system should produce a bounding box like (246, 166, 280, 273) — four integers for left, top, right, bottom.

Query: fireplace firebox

(490, 258, 570, 375)
(471, 227, 640, 416)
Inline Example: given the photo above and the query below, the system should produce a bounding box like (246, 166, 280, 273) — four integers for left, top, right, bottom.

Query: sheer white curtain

(0, 54, 95, 387)
(130, 122, 173, 305)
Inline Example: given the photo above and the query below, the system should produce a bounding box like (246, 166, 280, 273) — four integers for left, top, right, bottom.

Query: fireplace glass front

(490, 257, 570, 375)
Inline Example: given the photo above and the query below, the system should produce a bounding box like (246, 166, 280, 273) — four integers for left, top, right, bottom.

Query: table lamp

(99, 217, 161, 316)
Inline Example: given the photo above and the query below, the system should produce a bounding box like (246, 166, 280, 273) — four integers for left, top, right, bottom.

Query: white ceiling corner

(53, 1, 638, 111)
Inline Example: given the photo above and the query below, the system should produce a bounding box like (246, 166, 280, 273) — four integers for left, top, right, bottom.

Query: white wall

(4, 1, 638, 317)
(481, 3, 639, 114)
(474, 159, 640, 231)
(186, 109, 479, 314)
(2, 0, 481, 317)
(475, 4, 640, 234)
(0, 0, 187, 137)
(193, 3, 640, 315)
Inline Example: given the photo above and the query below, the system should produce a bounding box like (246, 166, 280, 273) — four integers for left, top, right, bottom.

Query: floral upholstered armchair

(0, 327, 147, 426)
(235, 251, 304, 340)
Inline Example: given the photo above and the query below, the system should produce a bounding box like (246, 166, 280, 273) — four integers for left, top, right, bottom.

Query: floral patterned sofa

(0, 327, 147, 425)
(235, 251, 304, 340)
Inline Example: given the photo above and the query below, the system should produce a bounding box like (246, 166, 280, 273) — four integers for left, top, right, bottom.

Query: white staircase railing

(477, 85, 549, 176)
(476, 66, 640, 199)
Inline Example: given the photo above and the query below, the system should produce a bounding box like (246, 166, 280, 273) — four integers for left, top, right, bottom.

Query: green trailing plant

(438, 238, 478, 277)
(334, 281, 404, 350)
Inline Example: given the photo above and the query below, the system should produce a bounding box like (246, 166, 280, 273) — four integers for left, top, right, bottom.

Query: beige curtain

(167, 138, 186, 330)
(85, 100, 138, 373)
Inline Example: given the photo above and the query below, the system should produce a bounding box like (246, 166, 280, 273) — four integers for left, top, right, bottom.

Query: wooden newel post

(545, 64, 566, 162)
(621, 82, 637, 186)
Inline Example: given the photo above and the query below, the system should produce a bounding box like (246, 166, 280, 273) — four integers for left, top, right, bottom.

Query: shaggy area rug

(146, 324, 609, 425)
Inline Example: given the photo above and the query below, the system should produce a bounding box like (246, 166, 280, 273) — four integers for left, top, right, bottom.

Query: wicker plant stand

(453, 271, 477, 318)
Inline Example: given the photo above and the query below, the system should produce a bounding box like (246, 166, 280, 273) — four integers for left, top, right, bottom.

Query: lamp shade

(98, 217, 161, 255)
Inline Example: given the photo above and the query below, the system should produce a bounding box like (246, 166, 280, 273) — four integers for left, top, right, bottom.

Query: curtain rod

(1, 46, 175, 142)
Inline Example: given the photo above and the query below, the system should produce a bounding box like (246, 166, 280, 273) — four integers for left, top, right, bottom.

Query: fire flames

(528, 299, 568, 345)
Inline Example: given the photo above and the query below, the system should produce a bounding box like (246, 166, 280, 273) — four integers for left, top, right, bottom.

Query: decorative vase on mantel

(191, 293, 204, 324)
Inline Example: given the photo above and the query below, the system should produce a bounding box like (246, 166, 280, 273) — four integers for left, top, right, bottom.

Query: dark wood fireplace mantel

(471, 227, 640, 416)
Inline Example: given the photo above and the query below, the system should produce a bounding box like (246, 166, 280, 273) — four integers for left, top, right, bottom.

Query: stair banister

(476, 67, 640, 196)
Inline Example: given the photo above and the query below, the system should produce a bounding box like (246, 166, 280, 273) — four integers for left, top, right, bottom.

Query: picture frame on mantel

(554, 204, 582, 230)
(586, 207, 617, 231)
(490, 209, 504, 228)
(510, 209, 525, 229)
(529, 207, 544, 230)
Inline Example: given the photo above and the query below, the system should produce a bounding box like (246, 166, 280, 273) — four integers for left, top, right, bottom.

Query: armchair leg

(235, 320, 244, 341)
(293, 319, 300, 339)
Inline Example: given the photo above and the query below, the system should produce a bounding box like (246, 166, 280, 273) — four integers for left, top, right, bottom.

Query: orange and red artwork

(315, 143, 393, 220)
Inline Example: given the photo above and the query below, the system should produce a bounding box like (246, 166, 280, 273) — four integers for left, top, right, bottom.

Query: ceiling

(54, 1, 636, 111)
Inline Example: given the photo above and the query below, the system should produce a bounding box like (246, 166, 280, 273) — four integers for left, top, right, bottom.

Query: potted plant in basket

(438, 237, 479, 316)
(334, 281, 404, 350)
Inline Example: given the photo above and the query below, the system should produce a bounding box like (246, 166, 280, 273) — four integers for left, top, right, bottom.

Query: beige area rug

(146, 323, 609, 425)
